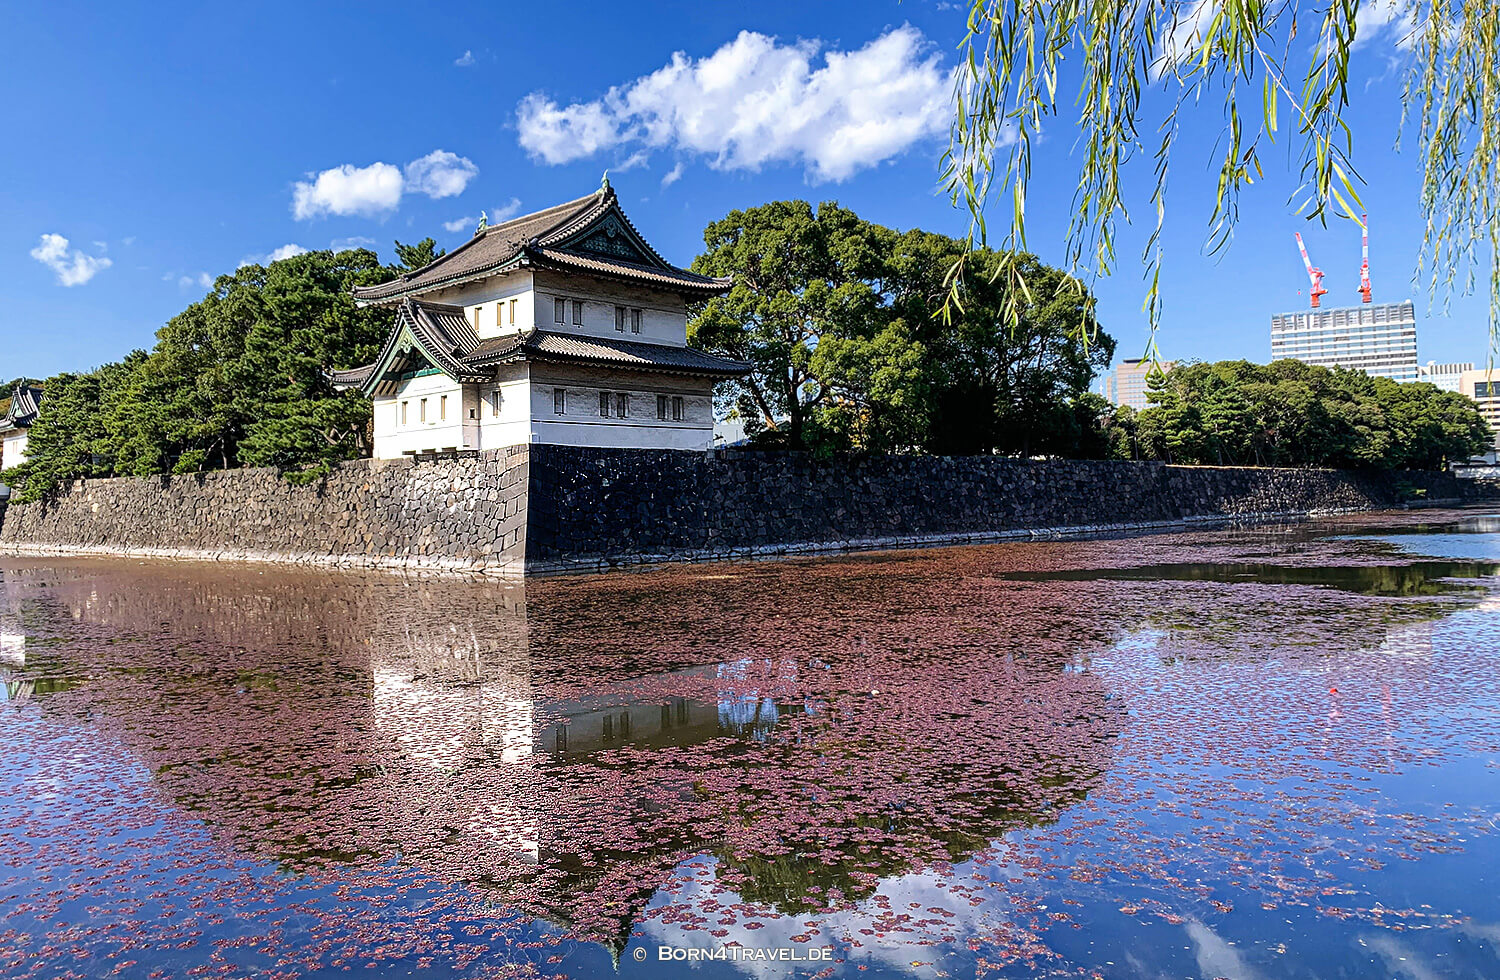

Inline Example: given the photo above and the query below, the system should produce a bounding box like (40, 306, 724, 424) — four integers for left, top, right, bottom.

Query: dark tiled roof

(462, 330, 750, 377)
(331, 298, 492, 396)
(351, 188, 729, 302)
(0, 385, 42, 433)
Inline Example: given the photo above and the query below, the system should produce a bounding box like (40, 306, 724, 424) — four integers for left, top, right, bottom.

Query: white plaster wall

(372, 373, 469, 458)
(414, 270, 535, 341)
(1, 431, 28, 469)
(528, 365, 715, 450)
(474, 365, 534, 451)
(531, 270, 690, 347)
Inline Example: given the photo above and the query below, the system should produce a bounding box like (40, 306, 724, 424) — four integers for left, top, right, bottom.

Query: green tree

(394, 238, 445, 271)
(1133, 358, 1489, 469)
(689, 201, 1111, 456)
(7, 248, 400, 497)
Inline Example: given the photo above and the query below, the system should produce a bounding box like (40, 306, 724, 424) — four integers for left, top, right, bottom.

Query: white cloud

(516, 24, 954, 182)
(660, 161, 685, 188)
(403, 149, 479, 199)
(293, 162, 404, 219)
(444, 198, 522, 234)
(454, 49, 475, 67)
(1353, 0, 1418, 50)
(330, 235, 377, 249)
(238, 243, 310, 269)
(29, 233, 112, 286)
(615, 149, 651, 172)
(292, 150, 480, 220)
(177, 272, 214, 290)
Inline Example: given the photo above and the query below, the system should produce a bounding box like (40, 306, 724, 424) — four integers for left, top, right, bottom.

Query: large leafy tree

(946, 1, 1500, 345)
(688, 200, 1112, 455)
(4, 249, 398, 500)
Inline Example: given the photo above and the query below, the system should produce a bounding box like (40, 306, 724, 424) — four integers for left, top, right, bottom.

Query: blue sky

(2, 0, 1487, 381)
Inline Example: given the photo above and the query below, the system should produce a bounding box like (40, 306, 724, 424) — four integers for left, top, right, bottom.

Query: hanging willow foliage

(942, 0, 1500, 354)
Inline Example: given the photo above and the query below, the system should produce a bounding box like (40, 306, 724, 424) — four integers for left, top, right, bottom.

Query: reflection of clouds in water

(1364, 933, 1444, 980)
(640, 852, 1024, 979)
(1185, 918, 1259, 980)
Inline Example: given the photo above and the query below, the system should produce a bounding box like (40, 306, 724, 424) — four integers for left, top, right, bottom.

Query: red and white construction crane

(1295, 233, 1328, 308)
(1358, 213, 1372, 303)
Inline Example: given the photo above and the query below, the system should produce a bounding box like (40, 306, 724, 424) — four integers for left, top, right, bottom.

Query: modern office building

(1269, 300, 1419, 380)
(1418, 360, 1473, 392)
(1457, 367, 1500, 449)
(1102, 358, 1174, 411)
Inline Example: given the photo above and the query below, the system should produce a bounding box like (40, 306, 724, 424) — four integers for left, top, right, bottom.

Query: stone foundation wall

(0, 447, 530, 575)
(523, 448, 1494, 572)
(2, 446, 1493, 576)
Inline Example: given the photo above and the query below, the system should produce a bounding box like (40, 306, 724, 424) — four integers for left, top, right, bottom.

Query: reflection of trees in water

(0, 556, 1122, 950)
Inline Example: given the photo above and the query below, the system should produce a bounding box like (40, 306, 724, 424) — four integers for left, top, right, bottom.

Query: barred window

(615, 392, 629, 418)
(599, 391, 611, 417)
(657, 395, 669, 420)
(671, 396, 684, 422)
(631, 308, 642, 333)
(553, 388, 566, 414)
(572, 300, 584, 325)
(554, 298, 566, 323)
(615, 306, 627, 332)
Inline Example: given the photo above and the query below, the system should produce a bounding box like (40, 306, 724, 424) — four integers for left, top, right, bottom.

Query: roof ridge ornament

(600, 170, 610, 195)
(475, 210, 488, 236)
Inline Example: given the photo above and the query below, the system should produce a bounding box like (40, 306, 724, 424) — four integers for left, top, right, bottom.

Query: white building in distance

(333, 183, 748, 459)
(1102, 358, 1174, 412)
(1418, 360, 1473, 392)
(1269, 300, 1419, 381)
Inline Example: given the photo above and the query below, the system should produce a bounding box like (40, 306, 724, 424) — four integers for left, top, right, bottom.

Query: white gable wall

(373, 372, 467, 458)
(528, 364, 715, 450)
(1, 431, 28, 470)
(414, 270, 536, 341)
(531, 270, 690, 347)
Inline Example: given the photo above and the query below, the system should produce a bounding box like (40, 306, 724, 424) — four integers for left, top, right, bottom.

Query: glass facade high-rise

(1269, 300, 1419, 380)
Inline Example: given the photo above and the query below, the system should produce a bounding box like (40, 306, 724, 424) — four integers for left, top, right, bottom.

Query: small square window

(554, 298, 566, 323)
(473, 307, 482, 330)
(420, 398, 428, 423)
(496, 303, 504, 327)
(440, 395, 447, 420)
(657, 395, 668, 420)
(509, 298, 517, 325)
(572, 300, 584, 325)
(615, 392, 629, 418)
(599, 391, 611, 417)
(401, 401, 408, 425)
(491, 390, 502, 417)
(615, 306, 627, 332)
(554, 388, 566, 415)
(631, 308, 642, 334)
(672, 396, 684, 422)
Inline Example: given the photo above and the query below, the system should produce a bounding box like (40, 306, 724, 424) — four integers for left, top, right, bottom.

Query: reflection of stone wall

(3, 445, 1496, 575)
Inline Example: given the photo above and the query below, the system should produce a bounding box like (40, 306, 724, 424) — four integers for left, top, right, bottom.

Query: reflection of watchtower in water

(0, 570, 26, 703)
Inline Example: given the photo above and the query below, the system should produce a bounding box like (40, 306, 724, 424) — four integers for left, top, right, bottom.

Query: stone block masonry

(0, 446, 531, 576)
(2, 445, 1495, 576)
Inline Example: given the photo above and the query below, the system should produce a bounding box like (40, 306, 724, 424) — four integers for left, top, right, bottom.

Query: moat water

(2, 509, 1500, 979)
